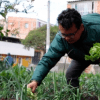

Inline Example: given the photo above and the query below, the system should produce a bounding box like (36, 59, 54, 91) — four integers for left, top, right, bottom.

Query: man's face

(58, 23, 84, 44)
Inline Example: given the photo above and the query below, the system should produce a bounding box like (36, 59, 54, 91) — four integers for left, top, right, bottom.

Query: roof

(0, 41, 34, 56)
(68, 0, 97, 3)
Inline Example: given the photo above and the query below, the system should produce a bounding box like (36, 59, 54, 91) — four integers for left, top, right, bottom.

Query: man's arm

(31, 34, 66, 84)
(27, 80, 38, 93)
(27, 34, 66, 92)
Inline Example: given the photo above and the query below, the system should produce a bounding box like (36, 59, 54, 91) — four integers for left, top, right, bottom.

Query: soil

(81, 95, 98, 100)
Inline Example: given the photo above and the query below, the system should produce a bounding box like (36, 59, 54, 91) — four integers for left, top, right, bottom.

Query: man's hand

(27, 80, 38, 93)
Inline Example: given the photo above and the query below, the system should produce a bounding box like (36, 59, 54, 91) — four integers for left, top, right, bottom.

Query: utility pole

(46, 0, 50, 53)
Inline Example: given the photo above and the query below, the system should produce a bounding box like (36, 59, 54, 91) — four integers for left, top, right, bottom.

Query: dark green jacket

(32, 13, 100, 85)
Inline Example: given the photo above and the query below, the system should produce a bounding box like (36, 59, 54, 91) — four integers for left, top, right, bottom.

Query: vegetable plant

(85, 43, 100, 62)
(0, 62, 100, 100)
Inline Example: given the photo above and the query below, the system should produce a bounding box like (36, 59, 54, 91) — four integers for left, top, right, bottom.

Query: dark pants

(66, 59, 90, 88)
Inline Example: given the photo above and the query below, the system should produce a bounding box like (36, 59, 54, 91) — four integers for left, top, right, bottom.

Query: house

(7, 17, 48, 39)
(67, 0, 100, 15)
(7, 17, 52, 64)
(0, 36, 34, 67)
(0, 17, 50, 65)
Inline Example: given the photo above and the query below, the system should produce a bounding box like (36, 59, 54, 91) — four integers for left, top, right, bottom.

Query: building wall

(7, 17, 48, 39)
(0, 54, 32, 67)
(7, 17, 37, 39)
(0, 40, 34, 67)
(0, 17, 48, 39)
(16, 55, 32, 67)
(97, 1, 100, 14)
(67, 0, 100, 14)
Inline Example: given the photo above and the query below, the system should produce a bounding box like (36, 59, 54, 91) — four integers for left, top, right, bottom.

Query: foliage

(0, 0, 34, 36)
(0, 4, 14, 19)
(24, 88, 37, 100)
(1, 62, 100, 100)
(0, 61, 7, 72)
(36, 72, 100, 100)
(0, 0, 34, 18)
(0, 0, 17, 36)
(85, 43, 100, 62)
(0, 64, 34, 99)
(21, 25, 59, 52)
(0, 26, 4, 37)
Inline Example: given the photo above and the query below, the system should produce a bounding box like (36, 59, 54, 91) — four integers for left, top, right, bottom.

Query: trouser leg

(66, 60, 90, 88)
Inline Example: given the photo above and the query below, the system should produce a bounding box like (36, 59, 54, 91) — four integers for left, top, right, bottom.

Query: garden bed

(0, 64, 100, 100)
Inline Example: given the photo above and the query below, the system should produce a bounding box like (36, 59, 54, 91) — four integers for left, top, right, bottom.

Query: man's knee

(66, 68, 73, 79)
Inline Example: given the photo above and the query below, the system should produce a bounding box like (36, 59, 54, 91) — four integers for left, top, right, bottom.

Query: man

(4, 53, 14, 68)
(27, 8, 100, 93)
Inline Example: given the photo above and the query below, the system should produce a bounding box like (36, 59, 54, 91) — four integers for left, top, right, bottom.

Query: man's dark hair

(57, 8, 82, 30)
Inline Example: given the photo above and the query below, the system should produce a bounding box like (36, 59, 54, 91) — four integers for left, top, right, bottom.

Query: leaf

(7, 29, 10, 32)
(21, 25, 58, 52)
(0, 12, 6, 18)
(85, 43, 100, 62)
(0, 32, 4, 38)
(0, 26, 3, 30)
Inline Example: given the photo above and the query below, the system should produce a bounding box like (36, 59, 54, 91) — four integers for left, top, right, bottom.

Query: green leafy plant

(85, 43, 100, 62)
(0, 62, 100, 100)
(0, 64, 34, 99)
(26, 88, 37, 99)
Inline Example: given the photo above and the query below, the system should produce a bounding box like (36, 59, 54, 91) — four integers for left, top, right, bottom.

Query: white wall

(0, 41, 34, 56)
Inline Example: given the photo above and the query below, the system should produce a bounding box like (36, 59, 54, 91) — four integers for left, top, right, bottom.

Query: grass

(0, 63, 100, 100)
(36, 72, 100, 100)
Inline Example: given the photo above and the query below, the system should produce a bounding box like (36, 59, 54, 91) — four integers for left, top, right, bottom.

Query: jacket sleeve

(31, 34, 66, 85)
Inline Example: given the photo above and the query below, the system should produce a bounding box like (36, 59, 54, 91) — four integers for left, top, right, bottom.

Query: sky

(0, 0, 68, 25)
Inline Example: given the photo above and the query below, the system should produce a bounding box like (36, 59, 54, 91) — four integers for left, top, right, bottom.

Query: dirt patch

(81, 95, 98, 100)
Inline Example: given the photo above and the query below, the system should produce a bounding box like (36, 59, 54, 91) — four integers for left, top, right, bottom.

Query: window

(9, 23, 13, 25)
(25, 23, 28, 28)
(11, 34, 16, 37)
(32, 52, 40, 65)
(38, 22, 41, 27)
(26, 57, 29, 60)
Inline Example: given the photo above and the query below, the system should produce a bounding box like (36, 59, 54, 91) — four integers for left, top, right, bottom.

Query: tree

(0, 0, 34, 37)
(21, 25, 59, 53)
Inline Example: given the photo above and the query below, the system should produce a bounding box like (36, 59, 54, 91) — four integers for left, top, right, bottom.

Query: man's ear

(80, 24, 84, 32)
